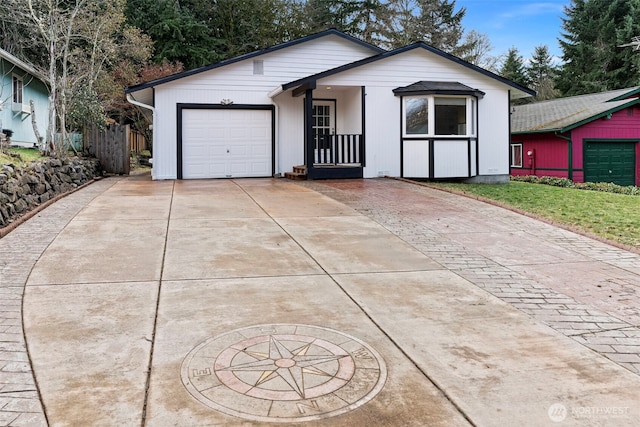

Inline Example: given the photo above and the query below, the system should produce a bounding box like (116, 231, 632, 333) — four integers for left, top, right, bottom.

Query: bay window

(405, 97, 428, 134)
(402, 95, 477, 137)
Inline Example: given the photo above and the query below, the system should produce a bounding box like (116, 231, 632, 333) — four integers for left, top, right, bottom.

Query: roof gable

(125, 29, 384, 94)
(512, 87, 640, 133)
(281, 42, 535, 97)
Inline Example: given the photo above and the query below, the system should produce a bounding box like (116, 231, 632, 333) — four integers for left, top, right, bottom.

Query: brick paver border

(0, 178, 117, 427)
(299, 179, 640, 377)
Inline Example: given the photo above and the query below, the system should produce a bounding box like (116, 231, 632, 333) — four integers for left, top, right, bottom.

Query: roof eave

(125, 29, 385, 94)
(0, 48, 48, 84)
(413, 42, 536, 96)
(560, 98, 640, 133)
(512, 128, 562, 135)
(282, 42, 536, 96)
(392, 89, 486, 98)
(127, 86, 154, 108)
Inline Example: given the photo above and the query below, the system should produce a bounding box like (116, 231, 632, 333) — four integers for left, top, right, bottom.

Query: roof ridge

(516, 86, 640, 109)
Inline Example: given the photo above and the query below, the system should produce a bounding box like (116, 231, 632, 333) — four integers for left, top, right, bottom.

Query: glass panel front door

(312, 101, 335, 164)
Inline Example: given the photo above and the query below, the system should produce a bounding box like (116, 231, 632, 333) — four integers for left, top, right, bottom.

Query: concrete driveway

(3, 176, 640, 426)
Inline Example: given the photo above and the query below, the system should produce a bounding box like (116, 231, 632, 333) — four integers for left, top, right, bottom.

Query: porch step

(284, 165, 307, 180)
(292, 165, 307, 174)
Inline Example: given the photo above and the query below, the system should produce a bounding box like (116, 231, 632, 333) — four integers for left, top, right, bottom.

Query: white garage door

(181, 108, 272, 179)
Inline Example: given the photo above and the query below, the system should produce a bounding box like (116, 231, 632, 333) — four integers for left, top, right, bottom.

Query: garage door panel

(181, 108, 272, 179)
(251, 144, 268, 156)
(229, 128, 252, 139)
(584, 141, 636, 186)
(251, 126, 270, 137)
(252, 163, 269, 174)
(230, 144, 249, 157)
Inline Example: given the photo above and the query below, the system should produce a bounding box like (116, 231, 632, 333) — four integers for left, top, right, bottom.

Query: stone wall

(0, 157, 101, 227)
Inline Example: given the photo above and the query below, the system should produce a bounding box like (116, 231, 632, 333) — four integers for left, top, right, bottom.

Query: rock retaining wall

(0, 157, 101, 227)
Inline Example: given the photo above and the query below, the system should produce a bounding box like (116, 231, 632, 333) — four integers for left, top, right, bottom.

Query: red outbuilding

(510, 87, 640, 186)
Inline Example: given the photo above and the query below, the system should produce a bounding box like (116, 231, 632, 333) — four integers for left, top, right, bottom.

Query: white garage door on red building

(180, 107, 273, 179)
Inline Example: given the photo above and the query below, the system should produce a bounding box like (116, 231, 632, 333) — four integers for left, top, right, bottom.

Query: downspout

(126, 93, 157, 177)
(474, 94, 479, 177)
(554, 130, 573, 181)
(268, 86, 283, 177)
(508, 91, 512, 179)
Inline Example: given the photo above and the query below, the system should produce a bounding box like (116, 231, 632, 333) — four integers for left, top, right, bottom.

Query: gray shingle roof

(511, 87, 640, 133)
(392, 81, 485, 97)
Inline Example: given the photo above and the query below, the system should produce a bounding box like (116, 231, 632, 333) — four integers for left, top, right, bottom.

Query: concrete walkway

(2, 176, 640, 426)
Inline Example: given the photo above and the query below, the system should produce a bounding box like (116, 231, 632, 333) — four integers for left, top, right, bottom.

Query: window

(511, 143, 523, 167)
(402, 95, 476, 137)
(405, 97, 428, 134)
(435, 97, 466, 135)
(12, 75, 23, 104)
(470, 98, 476, 134)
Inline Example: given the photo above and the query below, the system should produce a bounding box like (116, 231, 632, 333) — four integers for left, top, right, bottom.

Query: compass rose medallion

(181, 324, 387, 422)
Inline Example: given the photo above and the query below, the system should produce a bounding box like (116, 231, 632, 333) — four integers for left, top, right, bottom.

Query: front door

(312, 100, 335, 164)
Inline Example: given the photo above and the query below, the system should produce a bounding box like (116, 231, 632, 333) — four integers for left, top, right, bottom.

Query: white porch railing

(314, 133, 363, 165)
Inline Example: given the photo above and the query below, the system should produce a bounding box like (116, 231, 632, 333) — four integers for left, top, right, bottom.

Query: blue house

(0, 48, 49, 147)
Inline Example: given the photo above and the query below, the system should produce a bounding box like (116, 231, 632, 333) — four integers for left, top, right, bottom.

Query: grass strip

(429, 181, 640, 249)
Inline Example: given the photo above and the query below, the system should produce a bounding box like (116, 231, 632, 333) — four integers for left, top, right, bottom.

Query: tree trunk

(29, 99, 44, 149)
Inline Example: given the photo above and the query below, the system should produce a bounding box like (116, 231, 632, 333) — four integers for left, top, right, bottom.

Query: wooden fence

(83, 124, 130, 175)
(130, 129, 148, 153)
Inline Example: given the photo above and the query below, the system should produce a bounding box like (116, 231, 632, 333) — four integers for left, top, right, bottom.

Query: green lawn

(428, 181, 640, 249)
(0, 147, 45, 166)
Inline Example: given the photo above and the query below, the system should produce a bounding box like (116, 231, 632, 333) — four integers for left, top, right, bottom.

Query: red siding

(572, 108, 640, 186)
(511, 106, 640, 186)
(510, 132, 569, 178)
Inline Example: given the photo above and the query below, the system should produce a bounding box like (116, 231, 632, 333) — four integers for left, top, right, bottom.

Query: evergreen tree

(125, 0, 309, 66)
(557, 0, 640, 96)
(124, 0, 478, 71)
(527, 45, 559, 100)
(381, 0, 469, 55)
(125, 0, 218, 69)
(210, 0, 308, 58)
(500, 47, 530, 88)
(305, 0, 385, 44)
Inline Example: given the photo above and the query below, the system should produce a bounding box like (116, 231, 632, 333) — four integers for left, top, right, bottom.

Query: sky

(457, 0, 569, 63)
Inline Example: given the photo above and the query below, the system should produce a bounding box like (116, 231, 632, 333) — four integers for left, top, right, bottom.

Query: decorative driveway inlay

(181, 324, 387, 422)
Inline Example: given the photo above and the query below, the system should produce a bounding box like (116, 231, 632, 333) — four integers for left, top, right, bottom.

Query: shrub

(511, 175, 640, 196)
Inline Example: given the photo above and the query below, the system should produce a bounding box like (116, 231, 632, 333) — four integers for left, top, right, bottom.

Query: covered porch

(278, 82, 366, 180)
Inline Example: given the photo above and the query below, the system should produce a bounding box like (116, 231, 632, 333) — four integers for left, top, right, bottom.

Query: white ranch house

(126, 30, 534, 181)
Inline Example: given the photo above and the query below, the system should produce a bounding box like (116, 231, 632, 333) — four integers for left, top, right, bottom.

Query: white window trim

(402, 95, 477, 138)
(511, 143, 523, 168)
(12, 74, 24, 105)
